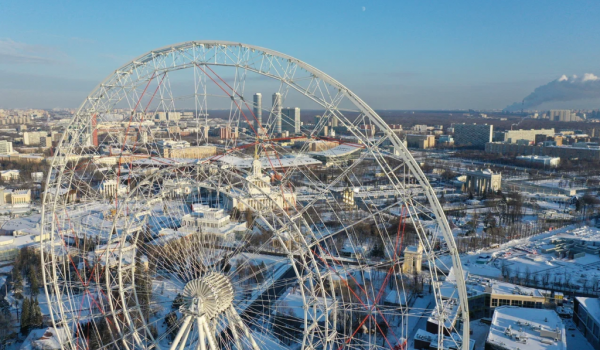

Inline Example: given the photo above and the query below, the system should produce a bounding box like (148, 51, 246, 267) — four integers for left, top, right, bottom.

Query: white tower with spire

(248, 145, 271, 195)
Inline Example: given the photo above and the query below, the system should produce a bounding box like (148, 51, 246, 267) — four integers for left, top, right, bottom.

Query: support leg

(227, 309, 243, 350)
(170, 316, 193, 350)
(197, 318, 206, 350)
(201, 316, 218, 350)
(178, 320, 194, 350)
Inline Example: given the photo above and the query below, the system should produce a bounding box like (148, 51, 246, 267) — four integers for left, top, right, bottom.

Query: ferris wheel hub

(182, 272, 234, 319)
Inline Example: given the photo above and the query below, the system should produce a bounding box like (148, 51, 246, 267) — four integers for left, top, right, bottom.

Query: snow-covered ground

(439, 224, 600, 292)
(527, 179, 588, 192)
(438, 252, 502, 278)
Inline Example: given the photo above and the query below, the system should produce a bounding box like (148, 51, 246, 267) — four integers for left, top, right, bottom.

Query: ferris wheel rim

(40, 41, 470, 350)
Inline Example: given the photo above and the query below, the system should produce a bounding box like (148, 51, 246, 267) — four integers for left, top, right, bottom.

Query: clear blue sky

(1, 0, 599, 110)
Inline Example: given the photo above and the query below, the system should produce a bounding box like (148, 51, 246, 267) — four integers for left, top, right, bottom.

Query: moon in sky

(362, 6, 366, 11)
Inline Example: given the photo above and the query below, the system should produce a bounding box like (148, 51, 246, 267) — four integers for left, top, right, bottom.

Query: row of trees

(20, 297, 42, 334)
(0, 159, 47, 187)
(0, 297, 10, 339)
(500, 261, 600, 296)
(12, 247, 42, 298)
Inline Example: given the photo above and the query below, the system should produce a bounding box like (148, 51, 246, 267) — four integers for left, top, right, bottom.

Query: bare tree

(542, 271, 551, 288)
(524, 267, 531, 285)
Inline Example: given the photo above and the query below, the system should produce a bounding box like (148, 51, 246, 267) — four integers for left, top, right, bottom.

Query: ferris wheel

(40, 41, 469, 350)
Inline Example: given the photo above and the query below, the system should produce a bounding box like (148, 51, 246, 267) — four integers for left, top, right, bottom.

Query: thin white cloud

(0, 38, 67, 65)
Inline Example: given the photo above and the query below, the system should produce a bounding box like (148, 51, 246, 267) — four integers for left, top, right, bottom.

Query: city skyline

(1, 0, 600, 110)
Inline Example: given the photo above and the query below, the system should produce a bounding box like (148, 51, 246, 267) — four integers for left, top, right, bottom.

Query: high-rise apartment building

(282, 107, 301, 134)
(453, 123, 493, 147)
(272, 93, 282, 134)
(549, 110, 572, 122)
(0, 140, 13, 154)
(40, 136, 53, 148)
(330, 115, 339, 127)
(23, 131, 46, 146)
(253, 93, 262, 130)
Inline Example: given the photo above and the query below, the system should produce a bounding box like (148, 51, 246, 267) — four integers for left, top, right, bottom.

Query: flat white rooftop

(487, 306, 566, 350)
(576, 297, 600, 325)
(308, 144, 363, 158)
(215, 154, 321, 169)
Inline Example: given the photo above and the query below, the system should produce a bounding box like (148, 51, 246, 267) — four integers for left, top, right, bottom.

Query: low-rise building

(179, 204, 246, 241)
(426, 298, 461, 336)
(486, 306, 566, 350)
(414, 329, 474, 350)
(441, 268, 558, 319)
(438, 135, 454, 145)
(574, 297, 600, 349)
(31, 172, 44, 183)
(20, 327, 71, 350)
(308, 140, 338, 152)
(516, 155, 561, 167)
(406, 134, 435, 149)
(309, 144, 363, 166)
(486, 142, 600, 161)
(98, 179, 127, 198)
(10, 189, 31, 204)
(162, 145, 217, 159)
(0, 169, 20, 181)
(463, 169, 501, 195)
(497, 128, 556, 143)
(228, 156, 297, 211)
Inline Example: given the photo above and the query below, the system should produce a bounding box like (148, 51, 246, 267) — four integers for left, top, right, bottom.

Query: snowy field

(438, 224, 600, 291)
(527, 179, 588, 192)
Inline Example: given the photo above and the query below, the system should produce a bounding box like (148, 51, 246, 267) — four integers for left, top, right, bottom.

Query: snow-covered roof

(215, 154, 320, 169)
(0, 214, 41, 234)
(147, 230, 192, 246)
(493, 282, 542, 297)
(414, 328, 475, 350)
(428, 298, 460, 328)
(20, 327, 71, 350)
(487, 306, 566, 350)
(576, 297, 600, 325)
(275, 289, 333, 321)
(308, 144, 363, 158)
(466, 168, 497, 177)
(132, 157, 198, 166)
(441, 267, 549, 301)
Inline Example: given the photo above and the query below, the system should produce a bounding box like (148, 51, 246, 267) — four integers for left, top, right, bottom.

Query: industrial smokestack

(504, 73, 600, 112)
